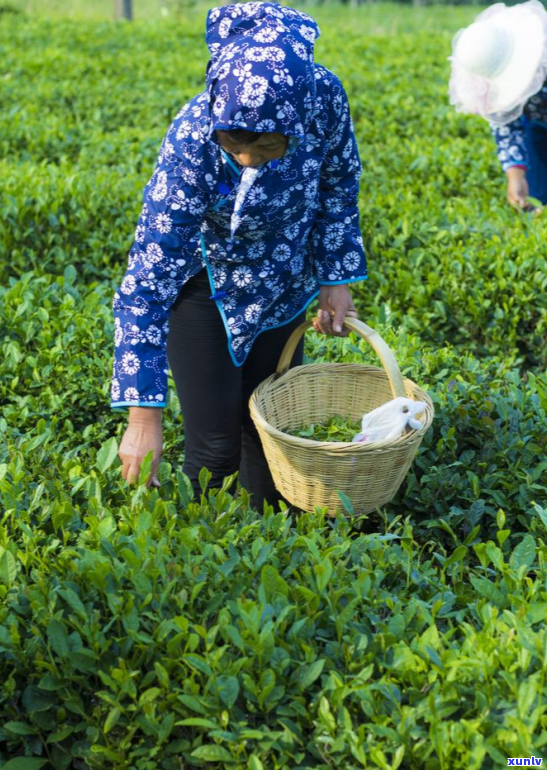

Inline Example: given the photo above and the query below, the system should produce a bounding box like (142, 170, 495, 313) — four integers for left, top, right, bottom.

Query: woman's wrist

(506, 165, 526, 179)
(129, 406, 163, 425)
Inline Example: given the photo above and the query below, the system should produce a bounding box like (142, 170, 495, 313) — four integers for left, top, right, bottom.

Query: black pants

(166, 269, 304, 509)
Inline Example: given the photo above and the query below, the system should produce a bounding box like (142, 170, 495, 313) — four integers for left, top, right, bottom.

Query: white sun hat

(449, 0, 547, 126)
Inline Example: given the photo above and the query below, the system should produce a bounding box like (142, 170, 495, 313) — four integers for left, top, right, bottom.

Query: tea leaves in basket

(286, 414, 361, 442)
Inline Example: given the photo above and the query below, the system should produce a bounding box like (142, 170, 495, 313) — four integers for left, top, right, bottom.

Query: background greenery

(1, 3, 547, 769)
(4, 0, 487, 20)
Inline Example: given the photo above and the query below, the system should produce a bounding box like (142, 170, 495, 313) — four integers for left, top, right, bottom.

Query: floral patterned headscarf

(205, 2, 320, 139)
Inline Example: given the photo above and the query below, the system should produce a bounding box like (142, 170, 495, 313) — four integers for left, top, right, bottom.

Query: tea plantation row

(1, 8, 547, 770)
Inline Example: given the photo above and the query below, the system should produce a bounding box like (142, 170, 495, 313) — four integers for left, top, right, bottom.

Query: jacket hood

(205, 2, 320, 139)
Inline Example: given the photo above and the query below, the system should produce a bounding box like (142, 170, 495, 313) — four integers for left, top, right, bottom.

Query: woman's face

(216, 130, 288, 168)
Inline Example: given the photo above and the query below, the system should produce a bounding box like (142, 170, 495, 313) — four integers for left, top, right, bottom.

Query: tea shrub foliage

(1, 7, 547, 769)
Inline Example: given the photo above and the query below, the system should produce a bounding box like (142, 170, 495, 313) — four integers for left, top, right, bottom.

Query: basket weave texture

(249, 318, 434, 515)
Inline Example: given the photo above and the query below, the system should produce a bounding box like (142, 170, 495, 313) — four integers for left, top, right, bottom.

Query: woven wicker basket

(249, 317, 434, 515)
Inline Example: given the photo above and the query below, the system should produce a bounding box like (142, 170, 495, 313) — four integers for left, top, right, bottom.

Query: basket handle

(276, 317, 407, 399)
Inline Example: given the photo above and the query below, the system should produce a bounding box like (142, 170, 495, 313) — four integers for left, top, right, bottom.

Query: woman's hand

(506, 166, 531, 210)
(313, 284, 358, 337)
(119, 407, 163, 487)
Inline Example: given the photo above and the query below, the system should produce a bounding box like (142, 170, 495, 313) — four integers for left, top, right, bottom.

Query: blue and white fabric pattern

(111, 2, 367, 409)
(490, 80, 547, 171)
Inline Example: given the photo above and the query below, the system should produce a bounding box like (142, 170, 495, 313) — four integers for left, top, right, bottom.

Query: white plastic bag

(352, 397, 427, 445)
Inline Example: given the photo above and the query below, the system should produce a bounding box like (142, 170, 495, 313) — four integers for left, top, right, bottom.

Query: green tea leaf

(286, 414, 361, 443)
(510, 534, 536, 573)
(47, 618, 70, 657)
(139, 687, 162, 706)
(176, 471, 194, 507)
(0, 549, 18, 585)
(177, 694, 210, 716)
(527, 603, 547, 623)
(154, 661, 170, 688)
(22, 684, 55, 713)
(2, 760, 48, 770)
(387, 613, 405, 638)
(4, 721, 38, 735)
(442, 544, 467, 569)
(216, 675, 239, 708)
(104, 706, 121, 734)
(314, 558, 333, 593)
(261, 565, 289, 597)
(63, 264, 77, 285)
(58, 587, 86, 617)
(46, 725, 74, 743)
(198, 467, 212, 493)
(191, 745, 234, 762)
(297, 659, 325, 691)
(138, 451, 154, 486)
(183, 654, 213, 677)
(96, 436, 119, 473)
(336, 490, 355, 516)
(518, 677, 537, 717)
(318, 696, 336, 733)
(176, 718, 218, 728)
(533, 503, 547, 531)
(469, 576, 505, 607)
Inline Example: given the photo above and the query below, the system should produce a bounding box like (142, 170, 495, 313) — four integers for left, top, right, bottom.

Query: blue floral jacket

(111, 1, 367, 408)
(490, 81, 547, 172)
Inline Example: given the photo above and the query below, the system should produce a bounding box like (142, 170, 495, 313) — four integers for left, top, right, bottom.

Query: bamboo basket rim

(251, 365, 432, 453)
(249, 317, 434, 453)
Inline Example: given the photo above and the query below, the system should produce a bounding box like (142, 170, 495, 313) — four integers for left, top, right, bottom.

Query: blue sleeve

(111, 126, 211, 409)
(490, 116, 529, 172)
(310, 74, 368, 286)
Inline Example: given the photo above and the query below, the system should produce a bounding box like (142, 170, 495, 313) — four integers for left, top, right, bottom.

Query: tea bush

(2, 6, 547, 769)
(3, 483, 547, 770)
